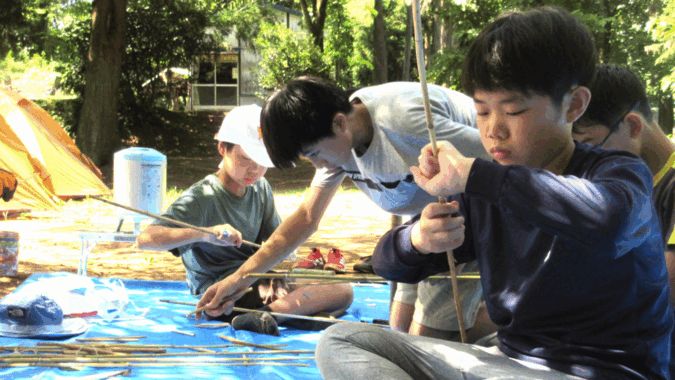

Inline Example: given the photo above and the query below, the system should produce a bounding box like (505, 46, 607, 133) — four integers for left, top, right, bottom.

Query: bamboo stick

(411, 0, 467, 343)
(0, 350, 313, 361)
(75, 336, 145, 342)
(90, 195, 261, 249)
(171, 329, 195, 337)
(194, 322, 231, 329)
(160, 298, 389, 327)
(218, 336, 286, 350)
(0, 361, 311, 368)
(0, 354, 314, 363)
(245, 272, 480, 282)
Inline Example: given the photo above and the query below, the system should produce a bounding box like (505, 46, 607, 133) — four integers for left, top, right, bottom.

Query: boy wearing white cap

(137, 105, 353, 335)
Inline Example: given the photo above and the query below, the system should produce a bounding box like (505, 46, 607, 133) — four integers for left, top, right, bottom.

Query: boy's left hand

(411, 141, 475, 197)
(411, 201, 465, 254)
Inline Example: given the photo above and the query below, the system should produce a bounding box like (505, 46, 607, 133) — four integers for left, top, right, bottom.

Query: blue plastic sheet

(0, 273, 390, 379)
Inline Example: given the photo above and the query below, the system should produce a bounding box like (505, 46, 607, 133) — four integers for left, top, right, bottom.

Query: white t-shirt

(311, 82, 489, 216)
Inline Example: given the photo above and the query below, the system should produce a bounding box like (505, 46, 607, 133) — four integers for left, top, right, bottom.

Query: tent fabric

(0, 88, 110, 211)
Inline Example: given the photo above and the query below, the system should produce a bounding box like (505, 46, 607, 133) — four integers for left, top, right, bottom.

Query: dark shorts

(207, 277, 291, 323)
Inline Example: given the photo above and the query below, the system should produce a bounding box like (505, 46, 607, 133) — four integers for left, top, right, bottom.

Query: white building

(188, 5, 303, 111)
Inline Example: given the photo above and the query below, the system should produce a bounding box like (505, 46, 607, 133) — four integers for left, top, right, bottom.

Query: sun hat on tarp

(0, 295, 88, 338)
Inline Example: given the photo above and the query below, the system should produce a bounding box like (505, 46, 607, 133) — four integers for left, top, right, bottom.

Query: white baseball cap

(214, 104, 274, 168)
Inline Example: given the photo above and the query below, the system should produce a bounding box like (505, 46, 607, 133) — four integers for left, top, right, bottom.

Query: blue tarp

(0, 273, 390, 379)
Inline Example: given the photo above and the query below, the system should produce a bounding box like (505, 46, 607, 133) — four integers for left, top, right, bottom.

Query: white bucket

(113, 147, 166, 222)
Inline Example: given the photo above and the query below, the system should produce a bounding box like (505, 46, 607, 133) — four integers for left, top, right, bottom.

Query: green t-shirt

(156, 174, 280, 294)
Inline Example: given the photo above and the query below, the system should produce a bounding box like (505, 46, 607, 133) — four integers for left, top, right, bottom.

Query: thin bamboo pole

(411, 0, 467, 343)
(244, 272, 480, 282)
(0, 361, 311, 368)
(90, 195, 261, 249)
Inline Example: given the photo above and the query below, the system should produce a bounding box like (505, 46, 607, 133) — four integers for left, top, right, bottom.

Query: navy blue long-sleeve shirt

(373, 143, 672, 379)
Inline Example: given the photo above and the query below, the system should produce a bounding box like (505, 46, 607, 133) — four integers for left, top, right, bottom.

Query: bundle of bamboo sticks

(0, 338, 313, 370)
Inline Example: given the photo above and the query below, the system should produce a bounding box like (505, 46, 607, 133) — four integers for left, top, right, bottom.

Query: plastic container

(0, 231, 19, 276)
(113, 147, 166, 222)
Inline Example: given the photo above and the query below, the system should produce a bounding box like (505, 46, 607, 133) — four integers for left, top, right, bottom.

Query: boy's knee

(336, 283, 354, 305)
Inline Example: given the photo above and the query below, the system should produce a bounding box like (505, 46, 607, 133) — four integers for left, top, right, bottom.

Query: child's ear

(566, 86, 591, 124)
(217, 141, 226, 156)
(624, 112, 645, 138)
(332, 113, 348, 134)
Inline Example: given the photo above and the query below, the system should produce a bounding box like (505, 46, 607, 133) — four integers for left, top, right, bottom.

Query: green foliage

(324, 1, 357, 87)
(648, 0, 675, 93)
(254, 22, 328, 90)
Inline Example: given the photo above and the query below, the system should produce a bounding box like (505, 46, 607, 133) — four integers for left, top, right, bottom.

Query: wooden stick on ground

(90, 195, 261, 249)
(160, 298, 354, 326)
(244, 272, 480, 282)
(411, 0, 467, 343)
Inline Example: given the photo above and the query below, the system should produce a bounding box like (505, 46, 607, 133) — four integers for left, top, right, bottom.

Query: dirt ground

(0, 157, 392, 297)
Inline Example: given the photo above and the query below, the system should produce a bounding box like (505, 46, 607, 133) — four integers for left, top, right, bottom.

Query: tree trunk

(299, 0, 328, 52)
(373, 0, 388, 84)
(658, 94, 674, 135)
(77, 0, 126, 166)
(402, 4, 412, 81)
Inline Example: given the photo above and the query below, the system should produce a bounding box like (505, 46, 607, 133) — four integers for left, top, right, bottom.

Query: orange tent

(0, 88, 110, 212)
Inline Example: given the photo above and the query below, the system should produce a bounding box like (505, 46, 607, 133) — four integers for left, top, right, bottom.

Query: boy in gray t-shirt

(195, 77, 491, 341)
(137, 105, 353, 335)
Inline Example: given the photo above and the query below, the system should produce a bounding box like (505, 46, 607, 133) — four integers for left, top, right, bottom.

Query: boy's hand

(410, 141, 475, 197)
(206, 224, 242, 247)
(196, 275, 252, 318)
(0, 170, 17, 202)
(411, 201, 465, 254)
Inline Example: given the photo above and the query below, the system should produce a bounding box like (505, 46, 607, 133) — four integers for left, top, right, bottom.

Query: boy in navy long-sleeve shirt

(316, 6, 672, 379)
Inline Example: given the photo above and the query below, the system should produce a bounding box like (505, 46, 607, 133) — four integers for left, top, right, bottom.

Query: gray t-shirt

(311, 82, 489, 216)
(155, 174, 280, 294)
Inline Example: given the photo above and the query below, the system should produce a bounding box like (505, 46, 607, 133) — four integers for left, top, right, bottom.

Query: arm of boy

(136, 223, 242, 250)
(410, 141, 475, 197)
(196, 182, 341, 317)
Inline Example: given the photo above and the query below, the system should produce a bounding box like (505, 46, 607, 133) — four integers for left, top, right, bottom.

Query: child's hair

(576, 64, 653, 130)
(260, 76, 352, 169)
(462, 6, 596, 105)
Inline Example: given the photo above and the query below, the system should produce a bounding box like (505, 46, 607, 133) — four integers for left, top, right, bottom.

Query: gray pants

(316, 323, 579, 380)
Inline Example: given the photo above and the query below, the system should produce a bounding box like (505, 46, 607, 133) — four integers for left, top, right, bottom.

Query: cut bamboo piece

(218, 336, 286, 350)
(171, 329, 195, 337)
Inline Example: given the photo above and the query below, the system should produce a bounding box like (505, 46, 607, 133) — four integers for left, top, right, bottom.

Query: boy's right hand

(411, 201, 465, 254)
(205, 224, 242, 247)
(411, 141, 475, 197)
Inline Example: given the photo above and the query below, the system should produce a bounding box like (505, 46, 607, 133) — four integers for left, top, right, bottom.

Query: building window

(190, 52, 239, 110)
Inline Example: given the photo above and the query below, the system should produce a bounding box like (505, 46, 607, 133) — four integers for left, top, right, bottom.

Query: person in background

(137, 104, 353, 335)
(572, 63, 675, 376)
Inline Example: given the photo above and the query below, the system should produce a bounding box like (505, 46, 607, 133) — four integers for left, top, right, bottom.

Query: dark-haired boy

(316, 7, 671, 379)
(196, 77, 491, 340)
(572, 64, 674, 273)
(572, 64, 675, 377)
